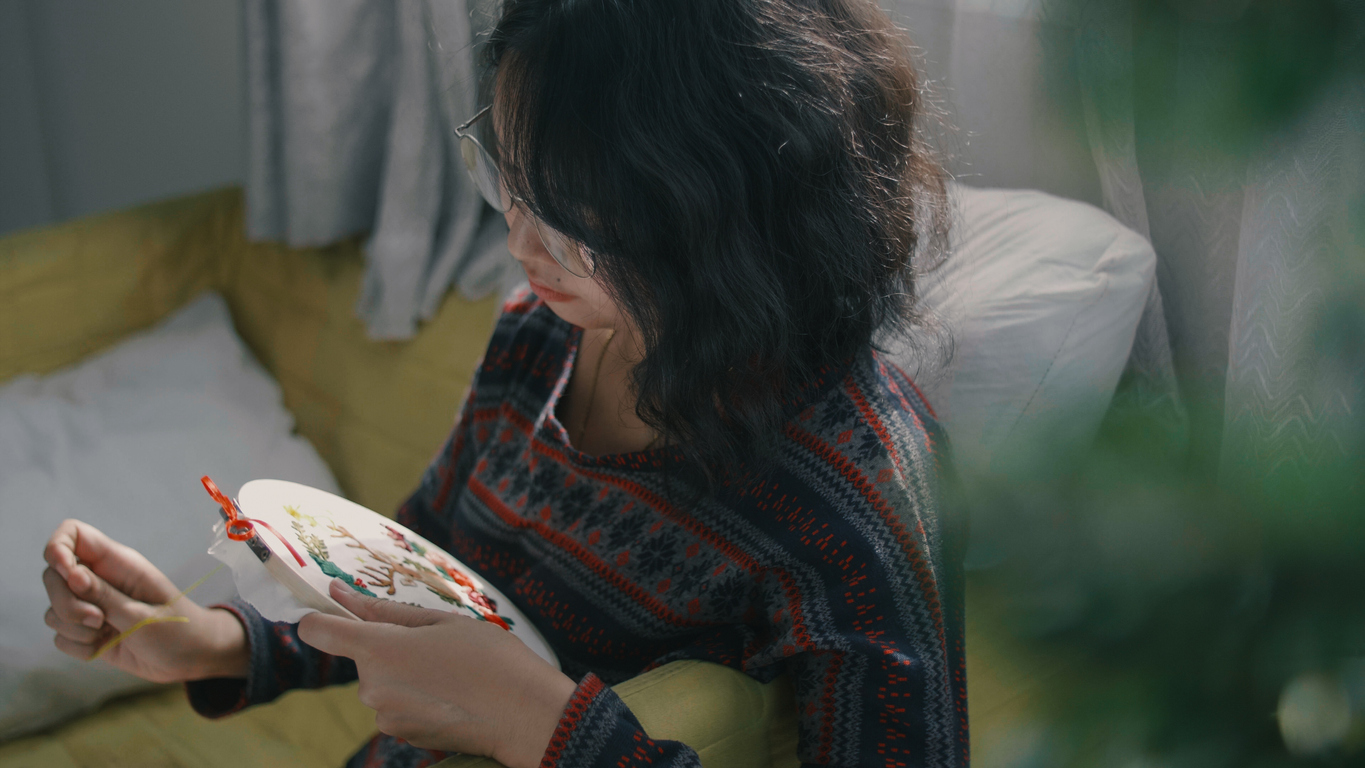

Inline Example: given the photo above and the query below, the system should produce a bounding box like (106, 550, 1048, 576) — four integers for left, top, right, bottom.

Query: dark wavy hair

(487, 0, 949, 486)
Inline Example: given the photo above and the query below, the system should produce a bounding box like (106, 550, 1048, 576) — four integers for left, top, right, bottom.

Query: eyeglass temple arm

(455, 105, 492, 138)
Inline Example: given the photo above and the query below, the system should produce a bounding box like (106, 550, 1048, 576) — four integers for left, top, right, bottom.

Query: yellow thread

(90, 564, 225, 661)
(90, 616, 189, 660)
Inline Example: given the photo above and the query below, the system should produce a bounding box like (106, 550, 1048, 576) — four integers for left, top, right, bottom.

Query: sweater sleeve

(539, 674, 701, 768)
(769, 470, 968, 766)
(186, 383, 483, 718)
(184, 597, 359, 717)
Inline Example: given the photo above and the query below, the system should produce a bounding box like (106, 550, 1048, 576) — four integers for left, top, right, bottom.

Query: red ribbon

(202, 476, 308, 568)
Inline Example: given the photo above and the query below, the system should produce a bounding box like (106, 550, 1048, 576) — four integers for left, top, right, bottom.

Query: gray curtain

(243, 0, 514, 340)
(1219, 86, 1364, 487)
(1073, 0, 1188, 450)
(887, 0, 1363, 482)
(1072, 0, 1364, 484)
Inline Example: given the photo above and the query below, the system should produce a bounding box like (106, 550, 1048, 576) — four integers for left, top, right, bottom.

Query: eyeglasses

(454, 106, 597, 279)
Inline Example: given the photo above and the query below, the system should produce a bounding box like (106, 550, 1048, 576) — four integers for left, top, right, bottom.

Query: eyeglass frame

(454, 105, 598, 279)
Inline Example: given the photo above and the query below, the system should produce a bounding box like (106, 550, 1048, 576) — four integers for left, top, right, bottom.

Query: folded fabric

(0, 292, 340, 740)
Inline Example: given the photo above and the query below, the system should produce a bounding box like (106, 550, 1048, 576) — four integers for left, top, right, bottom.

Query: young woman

(41, 0, 966, 766)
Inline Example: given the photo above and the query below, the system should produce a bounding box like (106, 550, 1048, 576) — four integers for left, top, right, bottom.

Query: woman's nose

(504, 203, 546, 263)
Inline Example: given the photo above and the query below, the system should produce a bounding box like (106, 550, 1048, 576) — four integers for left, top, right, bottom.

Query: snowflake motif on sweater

(187, 288, 968, 768)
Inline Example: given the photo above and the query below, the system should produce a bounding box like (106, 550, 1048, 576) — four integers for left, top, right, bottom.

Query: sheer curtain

(1069, 0, 1363, 484)
(242, 0, 514, 340)
(887, 0, 1362, 481)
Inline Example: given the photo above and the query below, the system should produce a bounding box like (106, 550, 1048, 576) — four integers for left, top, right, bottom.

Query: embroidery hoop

(205, 477, 559, 668)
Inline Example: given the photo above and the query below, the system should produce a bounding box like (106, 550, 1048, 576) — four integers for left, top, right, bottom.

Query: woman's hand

(42, 519, 249, 683)
(298, 579, 576, 768)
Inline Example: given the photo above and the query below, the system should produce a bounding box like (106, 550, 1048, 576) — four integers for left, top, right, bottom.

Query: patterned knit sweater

(187, 289, 969, 768)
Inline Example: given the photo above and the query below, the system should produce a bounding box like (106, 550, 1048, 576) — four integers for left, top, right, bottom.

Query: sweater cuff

(184, 600, 267, 718)
(539, 673, 609, 768)
(539, 672, 693, 768)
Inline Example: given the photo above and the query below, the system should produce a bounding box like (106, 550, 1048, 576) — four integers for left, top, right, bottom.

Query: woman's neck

(560, 326, 657, 456)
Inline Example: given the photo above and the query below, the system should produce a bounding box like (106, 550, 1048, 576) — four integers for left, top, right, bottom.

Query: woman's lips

(527, 278, 575, 303)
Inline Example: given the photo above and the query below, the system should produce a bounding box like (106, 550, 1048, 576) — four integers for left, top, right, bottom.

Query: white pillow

(0, 292, 340, 740)
(888, 185, 1154, 560)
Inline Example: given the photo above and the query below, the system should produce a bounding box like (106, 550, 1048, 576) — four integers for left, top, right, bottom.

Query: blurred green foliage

(1134, 0, 1360, 155)
(971, 393, 1364, 765)
(1044, 0, 1363, 160)
(969, 3, 1365, 763)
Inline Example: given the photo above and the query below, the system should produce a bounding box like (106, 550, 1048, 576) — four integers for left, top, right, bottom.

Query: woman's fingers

(43, 519, 102, 580)
(298, 611, 370, 658)
(67, 565, 152, 630)
(42, 566, 104, 629)
(52, 632, 100, 662)
(329, 579, 445, 628)
(43, 520, 178, 605)
(44, 559, 151, 632)
(44, 607, 101, 644)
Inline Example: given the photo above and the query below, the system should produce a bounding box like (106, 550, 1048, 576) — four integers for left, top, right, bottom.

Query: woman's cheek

(578, 282, 621, 326)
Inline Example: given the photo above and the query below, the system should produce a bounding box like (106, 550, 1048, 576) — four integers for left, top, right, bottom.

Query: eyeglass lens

(457, 135, 595, 278)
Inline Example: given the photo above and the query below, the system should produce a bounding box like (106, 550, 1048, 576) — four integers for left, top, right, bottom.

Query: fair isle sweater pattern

(187, 288, 968, 768)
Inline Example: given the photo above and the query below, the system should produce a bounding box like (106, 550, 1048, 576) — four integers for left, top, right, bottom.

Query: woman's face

(503, 203, 623, 332)
(493, 87, 630, 337)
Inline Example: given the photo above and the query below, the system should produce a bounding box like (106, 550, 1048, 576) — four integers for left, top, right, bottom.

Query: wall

(0, 0, 244, 237)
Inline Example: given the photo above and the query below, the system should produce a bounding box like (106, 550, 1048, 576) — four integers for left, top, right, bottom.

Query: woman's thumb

(71, 565, 155, 631)
(328, 579, 444, 628)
